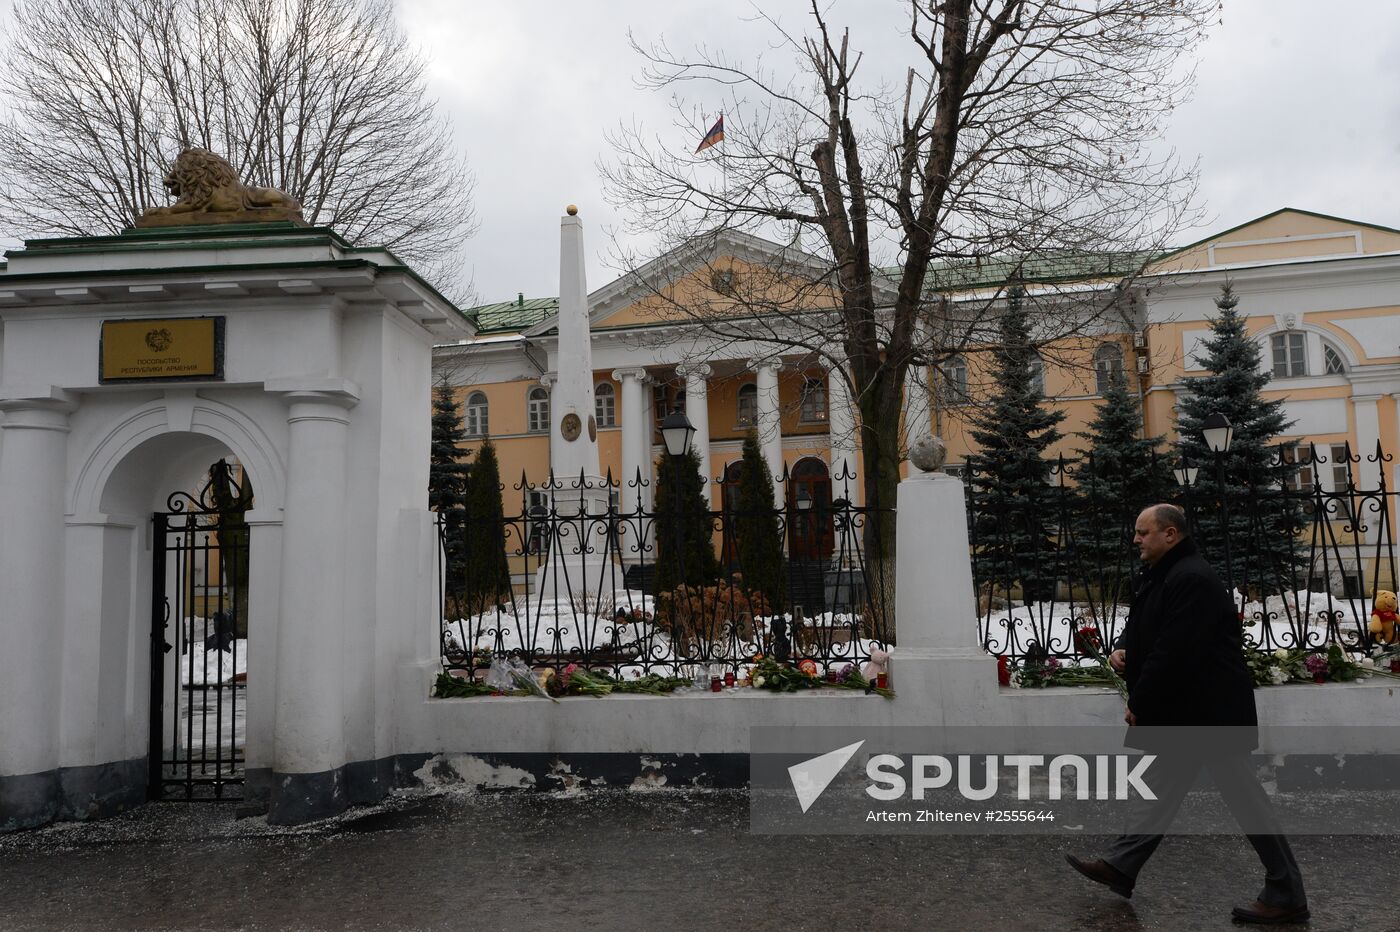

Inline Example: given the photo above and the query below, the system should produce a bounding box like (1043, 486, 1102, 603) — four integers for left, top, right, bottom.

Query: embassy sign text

(100, 317, 224, 383)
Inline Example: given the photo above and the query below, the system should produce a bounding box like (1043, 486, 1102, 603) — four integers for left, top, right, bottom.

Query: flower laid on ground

(432, 671, 512, 698)
(1072, 624, 1103, 656)
(748, 655, 893, 698)
(1246, 645, 1367, 685)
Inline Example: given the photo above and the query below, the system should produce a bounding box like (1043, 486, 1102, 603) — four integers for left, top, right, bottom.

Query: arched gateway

(0, 178, 472, 829)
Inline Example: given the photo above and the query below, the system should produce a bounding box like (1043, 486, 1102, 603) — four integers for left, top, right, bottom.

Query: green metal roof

(465, 295, 559, 334)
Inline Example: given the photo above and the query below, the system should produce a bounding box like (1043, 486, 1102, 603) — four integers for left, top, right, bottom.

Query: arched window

(527, 386, 550, 433)
(737, 383, 758, 426)
(594, 382, 616, 427)
(938, 355, 968, 404)
(465, 391, 488, 437)
(1270, 332, 1306, 378)
(1323, 343, 1346, 375)
(1094, 343, 1124, 394)
(1028, 352, 1045, 394)
(800, 376, 828, 423)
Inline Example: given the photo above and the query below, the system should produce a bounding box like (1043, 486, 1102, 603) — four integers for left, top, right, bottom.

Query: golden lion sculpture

(135, 148, 305, 227)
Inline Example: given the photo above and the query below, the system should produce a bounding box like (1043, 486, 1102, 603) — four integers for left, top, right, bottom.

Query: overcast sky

(2, 1, 1396, 305)
(397, 0, 1400, 306)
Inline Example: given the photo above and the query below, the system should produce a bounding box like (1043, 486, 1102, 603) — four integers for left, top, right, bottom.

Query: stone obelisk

(534, 205, 615, 598)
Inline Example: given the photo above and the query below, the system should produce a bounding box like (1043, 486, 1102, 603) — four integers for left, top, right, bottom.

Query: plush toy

(1369, 590, 1399, 645)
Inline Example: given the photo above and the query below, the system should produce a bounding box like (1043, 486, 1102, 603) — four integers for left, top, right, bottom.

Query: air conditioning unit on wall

(1136, 356, 1149, 374)
(1133, 329, 1147, 348)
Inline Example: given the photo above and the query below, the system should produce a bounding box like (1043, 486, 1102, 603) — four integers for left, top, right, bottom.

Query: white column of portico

(613, 367, 652, 562)
(677, 362, 713, 503)
(266, 381, 358, 822)
(750, 357, 784, 497)
(1352, 394, 1384, 492)
(826, 363, 860, 502)
(0, 389, 76, 805)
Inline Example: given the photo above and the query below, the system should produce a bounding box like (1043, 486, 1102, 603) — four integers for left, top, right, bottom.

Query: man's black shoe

(1065, 854, 1134, 898)
(1231, 900, 1310, 925)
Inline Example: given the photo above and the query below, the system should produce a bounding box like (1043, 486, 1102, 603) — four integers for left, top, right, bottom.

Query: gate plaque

(100, 316, 224, 382)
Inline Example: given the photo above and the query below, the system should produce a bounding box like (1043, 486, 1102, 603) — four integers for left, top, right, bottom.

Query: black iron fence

(971, 443, 1397, 661)
(438, 465, 893, 679)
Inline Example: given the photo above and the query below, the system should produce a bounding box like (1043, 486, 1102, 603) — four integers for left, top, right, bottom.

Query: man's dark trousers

(1104, 745, 1306, 909)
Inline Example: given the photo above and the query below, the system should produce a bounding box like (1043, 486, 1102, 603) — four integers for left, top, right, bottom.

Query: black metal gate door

(148, 461, 251, 801)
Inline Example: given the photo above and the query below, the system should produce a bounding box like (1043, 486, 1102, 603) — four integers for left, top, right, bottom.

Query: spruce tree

(429, 383, 471, 600)
(654, 447, 719, 591)
(966, 286, 1066, 602)
(1073, 373, 1173, 603)
(1175, 284, 1299, 595)
(462, 438, 511, 612)
(732, 431, 785, 612)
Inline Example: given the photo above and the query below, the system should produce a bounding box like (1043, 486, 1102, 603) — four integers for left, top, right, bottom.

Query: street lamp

(1201, 412, 1236, 602)
(659, 411, 695, 459)
(1202, 412, 1234, 455)
(1172, 452, 1199, 488)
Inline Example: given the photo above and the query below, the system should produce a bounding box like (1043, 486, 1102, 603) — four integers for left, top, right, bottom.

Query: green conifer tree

(1073, 373, 1173, 603)
(966, 285, 1066, 602)
(429, 383, 471, 599)
(654, 447, 719, 591)
(462, 438, 511, 612)
(732, 431, 785, 612)
(1175, 284, 1299, 594)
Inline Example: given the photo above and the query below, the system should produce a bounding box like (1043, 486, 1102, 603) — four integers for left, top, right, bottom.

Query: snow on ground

(177, 632, 247, 685)
(441, 591, 881, 675)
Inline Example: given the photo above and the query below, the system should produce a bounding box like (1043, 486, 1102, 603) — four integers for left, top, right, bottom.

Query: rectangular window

(1271, 332, 1306, 378)
(1281, 444, 1313, 493)
(799, 378, 828, 423)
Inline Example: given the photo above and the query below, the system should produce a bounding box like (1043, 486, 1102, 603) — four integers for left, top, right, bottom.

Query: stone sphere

(566, 204, 578, 216)
(909, 435, 948, 473)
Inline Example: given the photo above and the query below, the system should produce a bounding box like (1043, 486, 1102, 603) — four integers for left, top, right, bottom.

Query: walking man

(1066, 503, 1308, 924)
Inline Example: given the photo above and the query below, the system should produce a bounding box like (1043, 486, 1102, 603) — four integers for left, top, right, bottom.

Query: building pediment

(1151, 208, 1400, 273)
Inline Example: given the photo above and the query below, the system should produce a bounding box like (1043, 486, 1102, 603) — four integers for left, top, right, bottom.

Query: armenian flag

(695, 115, 725, 153)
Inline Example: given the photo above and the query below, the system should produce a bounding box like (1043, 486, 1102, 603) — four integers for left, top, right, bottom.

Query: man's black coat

(1118, 537, 1257, 737)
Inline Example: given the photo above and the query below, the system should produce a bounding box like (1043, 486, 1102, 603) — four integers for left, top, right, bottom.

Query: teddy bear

(1369, 589, 1399, 645)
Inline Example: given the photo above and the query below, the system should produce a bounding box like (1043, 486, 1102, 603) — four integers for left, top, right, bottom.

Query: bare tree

(0, 0, 476, 296)
(603, 0, 1215, 632)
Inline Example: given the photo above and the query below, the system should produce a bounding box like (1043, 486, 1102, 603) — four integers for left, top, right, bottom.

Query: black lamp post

(1201, 411, 1236, 598)
(658, 411, 695, 600)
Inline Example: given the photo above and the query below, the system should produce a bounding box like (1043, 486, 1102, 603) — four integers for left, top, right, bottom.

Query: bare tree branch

(600, 0, 1217, 620)
(0, 0, 477, 300)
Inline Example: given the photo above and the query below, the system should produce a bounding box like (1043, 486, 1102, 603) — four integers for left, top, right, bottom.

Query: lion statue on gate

(135, 148, 305, 227)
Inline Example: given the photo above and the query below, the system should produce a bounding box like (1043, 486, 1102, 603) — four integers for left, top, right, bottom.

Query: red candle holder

(710, 676, 722, 692)
(724, 671, 736, 688)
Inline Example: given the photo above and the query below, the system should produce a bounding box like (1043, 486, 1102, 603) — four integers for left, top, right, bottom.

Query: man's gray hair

(1143, 503, 1189, 536)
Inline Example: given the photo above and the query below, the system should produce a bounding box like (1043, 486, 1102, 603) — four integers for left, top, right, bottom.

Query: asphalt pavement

(1, 789, 1395, 931)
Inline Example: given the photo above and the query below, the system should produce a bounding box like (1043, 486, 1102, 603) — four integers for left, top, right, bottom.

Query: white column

(0, 390, 75, 800)
(826, 363, 859, 502)
(613, 367, 651, 563)
(677, 362, 713, 503)
(750, 357, 784, 497)
(268, 385, 357, 821)
(1353, 394, 1384, 492)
